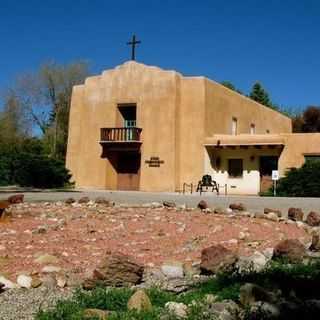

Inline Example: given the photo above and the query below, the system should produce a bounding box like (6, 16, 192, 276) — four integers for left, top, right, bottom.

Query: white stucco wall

(204, 147, 282, 195)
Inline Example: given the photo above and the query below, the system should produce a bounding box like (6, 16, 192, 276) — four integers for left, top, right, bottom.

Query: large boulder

(8, 194, 24, 204)
(200, 244, 237, 274)
(127, 289, 152, 312)
(229, 203, 246, 211)
(288, 208, 304, 221)
(93, 252, 144, 286)
(273, 239, 306, 262)
(306, 211, 320, 227)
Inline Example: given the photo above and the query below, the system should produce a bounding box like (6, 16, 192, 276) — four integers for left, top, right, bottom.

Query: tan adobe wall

(177, 77, 206, 189)
(66, 62, 182, 191)
(204, 79, 292, 136)
(279, 133, 320, 175)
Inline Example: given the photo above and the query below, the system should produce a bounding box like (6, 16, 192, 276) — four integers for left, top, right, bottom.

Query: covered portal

(204, 134, 285, 195)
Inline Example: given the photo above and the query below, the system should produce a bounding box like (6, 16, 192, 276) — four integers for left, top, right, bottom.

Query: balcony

(100, 127, 142, 156)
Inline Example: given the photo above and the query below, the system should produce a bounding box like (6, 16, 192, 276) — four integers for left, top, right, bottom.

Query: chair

(196, 175, 219, 195)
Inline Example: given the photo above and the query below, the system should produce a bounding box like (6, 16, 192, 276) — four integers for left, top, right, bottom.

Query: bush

(273, 161, 320, 197)
(0, 138, 72, 188)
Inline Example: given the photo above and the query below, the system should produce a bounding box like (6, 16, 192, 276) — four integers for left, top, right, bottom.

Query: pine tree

(249, 82, 273, 108)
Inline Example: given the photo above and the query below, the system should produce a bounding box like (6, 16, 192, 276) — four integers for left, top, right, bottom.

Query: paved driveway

(1, 189, 320, 213)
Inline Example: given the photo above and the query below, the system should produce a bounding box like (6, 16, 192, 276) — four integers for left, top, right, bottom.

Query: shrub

(273, 161, 320, 197)
(0, 138, 72, 188)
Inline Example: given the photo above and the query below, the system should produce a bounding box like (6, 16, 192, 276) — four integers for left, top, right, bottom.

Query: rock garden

(1, 195, 320, 319)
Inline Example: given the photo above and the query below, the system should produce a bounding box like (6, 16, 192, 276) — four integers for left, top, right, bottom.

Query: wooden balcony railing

(100, 127, 142, 142)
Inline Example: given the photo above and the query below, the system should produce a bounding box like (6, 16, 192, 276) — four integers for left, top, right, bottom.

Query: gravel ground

(0, 202, 309, 280)
(0, 286, 73, 320)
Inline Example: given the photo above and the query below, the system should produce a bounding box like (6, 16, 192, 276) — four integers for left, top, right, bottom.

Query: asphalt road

(1, 189, 320, 213)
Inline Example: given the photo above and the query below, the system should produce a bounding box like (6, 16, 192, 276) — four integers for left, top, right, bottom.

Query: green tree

(249, 81, 275, 109)
(221, 81, 242, 94)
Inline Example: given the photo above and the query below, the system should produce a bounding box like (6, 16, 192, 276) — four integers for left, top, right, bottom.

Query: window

(250, 124, 255, 134)
(228, 159, 243, 178)
(232, 117, 238, 135)
(304, 155, 320, 163)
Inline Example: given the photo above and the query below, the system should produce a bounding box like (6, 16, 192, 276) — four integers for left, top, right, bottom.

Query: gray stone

(208, 300, 239, 320)
(163, 201, 176, 208)
(165, 301, 188, 318)
(161, 261, 184, 279)
(240, 283, 275, 306)
(41, 265, 61, 273)
(17, 275, 32, 288)
(250, 301, 280, 319)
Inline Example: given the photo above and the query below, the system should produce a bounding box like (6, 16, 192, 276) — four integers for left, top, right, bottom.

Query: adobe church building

(66, 61, 320, 195)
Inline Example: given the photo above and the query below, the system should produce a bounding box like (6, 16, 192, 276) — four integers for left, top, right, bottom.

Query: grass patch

(36, 260, 320, 320)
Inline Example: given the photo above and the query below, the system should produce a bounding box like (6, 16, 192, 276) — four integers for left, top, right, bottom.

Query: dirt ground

(0, 202, 310, 280)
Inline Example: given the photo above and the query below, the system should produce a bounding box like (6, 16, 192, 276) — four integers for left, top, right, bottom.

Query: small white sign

(272, 170, 279, 181)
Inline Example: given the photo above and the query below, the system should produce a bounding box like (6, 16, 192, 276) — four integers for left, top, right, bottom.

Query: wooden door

(259, 156, 278, 193)
(117, 152, 140, 190)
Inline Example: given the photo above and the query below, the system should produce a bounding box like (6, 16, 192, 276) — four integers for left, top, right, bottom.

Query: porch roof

(204, 134, 285, 147)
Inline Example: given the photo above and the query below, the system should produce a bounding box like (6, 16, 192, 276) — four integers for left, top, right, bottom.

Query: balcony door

(118, 104, 136, 141)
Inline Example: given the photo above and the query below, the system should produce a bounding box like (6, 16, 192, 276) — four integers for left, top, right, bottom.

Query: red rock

(65, 198, 76, 204)
(306, 211, 320, 227)
(273, 239, 306, 262)
(288, 208, 304, 221)
(78, 196, 90, 204)
(93, 252, 144, 286)
(200, 244, 237, 274)
(229, 203, 246, 211)
(8, 194, 24, 204)
(198, 200, 208, 210)
(95, 197, 112, 206)
(0, 200, 10, 218)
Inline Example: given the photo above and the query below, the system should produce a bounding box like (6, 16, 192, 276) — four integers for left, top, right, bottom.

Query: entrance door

(259, 156, 278, 193)
(117, 152, 141, 190)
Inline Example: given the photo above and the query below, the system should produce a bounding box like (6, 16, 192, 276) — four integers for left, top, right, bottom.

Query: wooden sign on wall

(145, 156, 164, 167)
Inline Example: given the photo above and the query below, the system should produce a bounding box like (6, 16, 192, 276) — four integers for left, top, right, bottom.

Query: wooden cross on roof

(127, 34, 141, 61)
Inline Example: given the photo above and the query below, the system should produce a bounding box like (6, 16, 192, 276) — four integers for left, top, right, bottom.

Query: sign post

(272, 170, 279, 196)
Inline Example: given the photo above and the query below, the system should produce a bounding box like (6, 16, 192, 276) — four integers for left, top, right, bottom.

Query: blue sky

(0, 0, 319, 110)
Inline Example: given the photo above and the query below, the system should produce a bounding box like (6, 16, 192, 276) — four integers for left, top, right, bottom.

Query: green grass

(36, 260, 320, 320)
